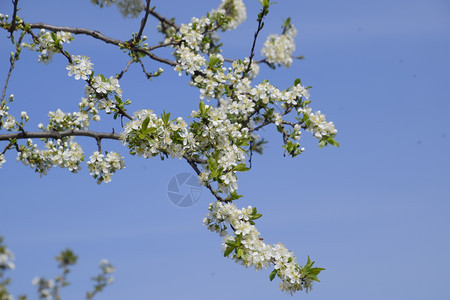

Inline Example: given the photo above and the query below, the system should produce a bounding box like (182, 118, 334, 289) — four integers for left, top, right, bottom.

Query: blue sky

(1, 0, 449, 299)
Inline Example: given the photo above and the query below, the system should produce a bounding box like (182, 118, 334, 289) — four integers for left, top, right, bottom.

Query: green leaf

(269, 269, 277, 281)
(309, 267, 326, 276)
(236, 247, 244, 258)
(318, 139, 326, 148)
(224, 246, 234, 257)
(226, 240, 238, 247)
(283, 17, 291, 28)
(141, 116, 150, 131)
(162, 111, 171, 125)
(327, 138, 340, 147)
(207, 157, 218, 172)
(50, 32, 57, 42)
(226, 191, 243, 200)
(252, 213, 262, 220)
(233, 163, 250, 172)
(199, 100, 205, 114)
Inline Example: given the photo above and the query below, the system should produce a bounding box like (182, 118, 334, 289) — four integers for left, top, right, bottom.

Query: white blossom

(116, 0, 145, 18)
(0, 248, 15, 270)
(22, 30, 73, 63)
(0, 153, 5, 168)
(204, 201, 316, 293)
(211, 0, 247, 30)
(66, 55, 94, 80)
(2, 115, 16, 130)
(87, 151, 125, 184)
(261, 25, 297, 67)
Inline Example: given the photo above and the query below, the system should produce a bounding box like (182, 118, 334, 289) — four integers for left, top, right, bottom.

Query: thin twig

(243, 6, 268, 76)
(116, 59, 134, 80)
(147, 9, 180, 31)
(184, 155, 224, 202)
(1, 141, 15, 155)
(1, 32, 24, 102)
(136, 0, 151, 42)
(137, 58, 152, 79)
(95, 137, 102, 152)
(8, 0, 19, 40)
(28, 23, 177, 66)
(0, 130, 121, 141)
(147, 41, 177, 51)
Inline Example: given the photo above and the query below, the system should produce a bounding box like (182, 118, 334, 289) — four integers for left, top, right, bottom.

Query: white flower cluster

(47, 109, 91, 131)
(116, 0, 145, 18)
(99, 259, 115, 284)
(191, 104, 249, 193)
(261, 25, 297, 67)
(66, 55, 94, 80)
(174, 44, 207, 76)
(211, 0, 247, 30)
(17, 138, 84, 175)
(90, 0, 116, 7)
(87, 151, 125, 184)
(32, 277, 55, 300)
(92, 75, 122, 97)
(179, 17, 208, 51)
(100, 259, 115, 274)
(22, 29, 73, 63)
(171, 16, 334, 187)
(204, 201, 314, 294)
(0, 153, 5, 168)
(1, 94, 15, 131)
(1, 115, 15, 131)
(0, 246, 15, 271)
(174, 17, 212, 75)
(122, 110, 196, 159)
(247, 61, 260, 80)
(80, 76, 128, 122)
(299, 107, 337, 139)
(88, 74, 124, 114)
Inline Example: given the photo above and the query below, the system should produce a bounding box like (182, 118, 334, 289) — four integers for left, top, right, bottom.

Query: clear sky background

(1, 0, 449, 299)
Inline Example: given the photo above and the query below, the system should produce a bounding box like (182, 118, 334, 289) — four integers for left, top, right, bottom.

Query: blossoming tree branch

(0, 0, 339, 296)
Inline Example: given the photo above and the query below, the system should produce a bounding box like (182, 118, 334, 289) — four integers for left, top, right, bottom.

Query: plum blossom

(66, 55, 94, 80)
(211, 0, 247, 30)
(262, 25, 297, 67)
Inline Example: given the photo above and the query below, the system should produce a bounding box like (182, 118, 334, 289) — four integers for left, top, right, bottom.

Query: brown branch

(243, 5, 268, 76)
(1, 31, 25, 102)
(116, 59, 134, 80)
(184, 155, 224, 202)
(0, 130, 121, 141)
(29, 23, 123, 46)
(1, 141, 16, 155)
(147, 9, 180, 31)
(8, 0, 19, 40)
(95, 136, 102, 152)
(147, 41, 177, 51)
(28, 23, 177, 66)
(136, 0, 151, 42)
(250, 106, 293, 132)
(1, 52, 15, 104)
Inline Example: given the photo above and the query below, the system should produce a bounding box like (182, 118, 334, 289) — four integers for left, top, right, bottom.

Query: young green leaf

(141, 116, 150, 132)
(224, 246, 235, 257)
(269, 269, 277, 281)
(233, 163, 250, 172)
